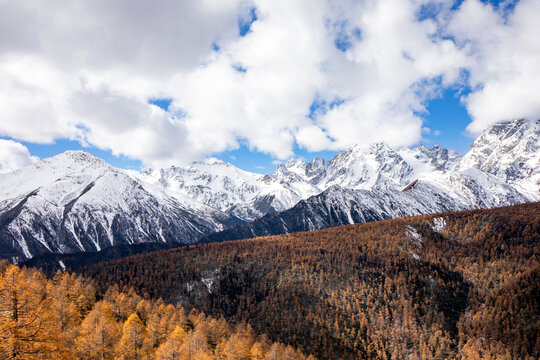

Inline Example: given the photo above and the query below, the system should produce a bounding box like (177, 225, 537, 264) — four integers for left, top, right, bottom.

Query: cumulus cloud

(0, 0, 244, 166)
(448, 0, 540, 135)
(0, 0, 537, 166)
(0, 140, 38, 174)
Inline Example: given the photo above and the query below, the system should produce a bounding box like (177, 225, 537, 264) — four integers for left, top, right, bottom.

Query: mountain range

(1, 118, 538, 262)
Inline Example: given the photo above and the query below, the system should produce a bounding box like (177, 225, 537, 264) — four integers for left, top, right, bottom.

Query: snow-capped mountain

(202, 168, 530, 243)
(140, 159, 321, 222)
(1, 119, 538, 261)
(202, 119, 538, 242)
(139, 142, 464, 223)
(0, 151, 240, 263)
(458, 118, 540, 198)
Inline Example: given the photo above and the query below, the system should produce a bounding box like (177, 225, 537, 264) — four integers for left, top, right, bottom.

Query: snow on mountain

(141, 160, 263, 214)
(399, 144, 461, 175)
(1, 118, 538, 261)
(130, 118, 539, 230)
(0, 151, 238, 263)
(459, 119, 540, 199)
(138, 139, 477, 226)
(202, 119, 538, 243)
(140, 159, 321, 222)
(202, 169, 530, 244)
(308, 143, 409, 190)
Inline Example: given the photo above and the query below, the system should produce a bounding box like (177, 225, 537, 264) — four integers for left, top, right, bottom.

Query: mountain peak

(483, 118, 537, 137)
(370, 141, 392, 151)
(459, 118, 539, 197)
(283, 158, 306, 171)
(49, 150, 109, 169)
(409, 143, 461, 173)
(1, 118, 538, 262)
(347, 141, 393, 155)
(56, 150, 99, 160)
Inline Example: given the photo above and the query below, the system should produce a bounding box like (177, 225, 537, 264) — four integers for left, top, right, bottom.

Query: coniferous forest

(0, 263, 312, 359)
(80, 202, 539, 359)
(2, 202, 538, 359)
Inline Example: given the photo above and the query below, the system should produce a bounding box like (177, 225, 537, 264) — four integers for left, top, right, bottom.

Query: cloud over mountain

(0, 0, 538, 166)
(0, 140, 38, 174)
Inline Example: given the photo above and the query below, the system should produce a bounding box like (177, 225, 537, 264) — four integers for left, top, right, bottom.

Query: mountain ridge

(1, 118, 538, 261)
(0, 151, 241, 263)
(201, 119, 539, 242)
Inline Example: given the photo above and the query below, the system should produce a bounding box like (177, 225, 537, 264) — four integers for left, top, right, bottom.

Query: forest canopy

(81, 202, 540, 359)
(0, 262, 313, 360)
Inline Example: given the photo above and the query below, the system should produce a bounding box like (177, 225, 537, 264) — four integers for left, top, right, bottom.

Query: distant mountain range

(204, 119, 539, 242)
(1, 118, 538, 262)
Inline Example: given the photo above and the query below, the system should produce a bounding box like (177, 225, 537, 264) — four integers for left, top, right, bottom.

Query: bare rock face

(459, 119, 540, 198)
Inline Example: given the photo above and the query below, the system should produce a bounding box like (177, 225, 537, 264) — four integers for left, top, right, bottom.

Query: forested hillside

(0, 263, 312, 360)
(82, 202, 540, 359)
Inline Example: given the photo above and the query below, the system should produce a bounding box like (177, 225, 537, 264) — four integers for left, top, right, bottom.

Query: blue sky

(2, 90, 473, 174)
(181, 88, 476, 173)
(1, 0, 538, 174)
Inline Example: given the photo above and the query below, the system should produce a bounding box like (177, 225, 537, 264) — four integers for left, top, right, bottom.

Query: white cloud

(0, 0, 245, 166)
(0, 0, 537, 166)
(448, 0, 540, 135)
(0, 140, 38, 174)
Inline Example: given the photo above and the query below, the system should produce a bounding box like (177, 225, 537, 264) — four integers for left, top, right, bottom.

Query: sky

(0, 0, 538, 174)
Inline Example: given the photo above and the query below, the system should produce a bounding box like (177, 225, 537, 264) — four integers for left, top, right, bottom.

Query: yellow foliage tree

(115, 313, 150, 360)
(154, 326, 188, 360)
(0, 264, 313, 360)
(0, 265, 57, 359)
(181, 327, 210, 360)
(147, 303, 182, 348)
(75, 301, 121, 360)
(250, 341, 265, 359)
(50, 272, 85, 357)
(221, 327, 254, 360)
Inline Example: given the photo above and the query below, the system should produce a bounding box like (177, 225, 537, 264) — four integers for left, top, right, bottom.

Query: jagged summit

(199, 119, 539, 242)
(459, 118, 539, 197)
(412, 143, 461, 173)
(55, 149, 101, 160)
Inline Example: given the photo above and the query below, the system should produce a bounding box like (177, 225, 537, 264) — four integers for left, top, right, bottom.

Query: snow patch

(201, 268, 220, 293)
(432, 217, 446, 234)
(201, 278, 214, 293)
(58, 260, 66, 271)
(405, 225, 422, 244)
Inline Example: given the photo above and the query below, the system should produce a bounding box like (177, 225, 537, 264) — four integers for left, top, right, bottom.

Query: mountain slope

(140, 159, 322, 222)
(1, 119, 538, 261)
(81, 202, 540, 359)
(0, 151, 240, 263)
(202, 172, 529, 243)
(143, 119, 538, 232)
(202, 119, 538, 242)
(459, 118, 540, 197)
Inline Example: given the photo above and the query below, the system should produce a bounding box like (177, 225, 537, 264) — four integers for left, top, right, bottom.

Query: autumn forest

(1, 202, 539, 359)
(0, 261, 312, 359)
